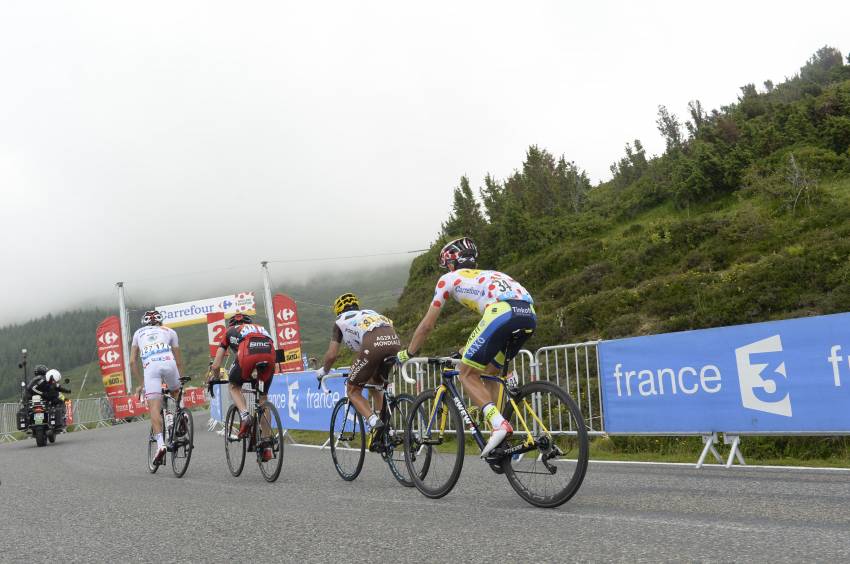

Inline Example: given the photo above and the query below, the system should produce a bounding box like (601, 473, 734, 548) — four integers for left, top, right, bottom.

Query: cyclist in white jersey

(397, 237, 537, 457)
(316, 293, 401, 436)
(129, 310, 184, 464)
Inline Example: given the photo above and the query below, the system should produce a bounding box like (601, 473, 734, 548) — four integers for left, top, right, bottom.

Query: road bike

(209, 366, 284, 483)
(146, 376, 195, 478)
(402, 339, 589, 508)
(318, 358, 426, 486)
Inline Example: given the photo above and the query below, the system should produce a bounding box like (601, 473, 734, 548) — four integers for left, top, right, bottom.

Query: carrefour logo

(276, 308, 295, 322)
(283, 327, 298, 340)
(219, 299, 233, 310)
(98, 331, 119, 346)
(734, 335, 792, 417)
(100, 350, 120, 364)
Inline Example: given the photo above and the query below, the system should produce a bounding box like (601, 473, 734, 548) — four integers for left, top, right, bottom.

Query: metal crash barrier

(71, 397, 114, 430)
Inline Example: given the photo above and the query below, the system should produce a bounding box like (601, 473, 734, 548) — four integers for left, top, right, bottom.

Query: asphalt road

(1, 420, 849, 563)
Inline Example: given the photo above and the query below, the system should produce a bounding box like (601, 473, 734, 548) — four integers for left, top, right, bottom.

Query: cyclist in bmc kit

(130, 310, 185, 464)
(316, 293, 401, 439)
(209, 313, 276, 461)
(397, 237, 537, 457)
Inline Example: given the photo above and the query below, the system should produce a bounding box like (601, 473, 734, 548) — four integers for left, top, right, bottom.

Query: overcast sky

(1, 1, 847, 326)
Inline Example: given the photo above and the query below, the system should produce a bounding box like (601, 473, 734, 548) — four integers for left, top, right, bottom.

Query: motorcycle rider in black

(25, 365, 71, 425)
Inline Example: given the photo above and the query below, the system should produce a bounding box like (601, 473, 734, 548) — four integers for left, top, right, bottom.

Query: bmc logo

(98, 332, 119, 346)
(100, 350, 120, 365)
(735, 335, 792, 417)
(276, 308, 295, 322)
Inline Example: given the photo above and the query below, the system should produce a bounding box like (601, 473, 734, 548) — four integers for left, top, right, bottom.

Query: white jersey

(431, 269, 533, 315)
(132, 325, 179, 369)
(333, 309, 393, 352)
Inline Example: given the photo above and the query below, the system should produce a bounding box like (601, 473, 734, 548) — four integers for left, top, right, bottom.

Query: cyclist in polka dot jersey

(397, 237, 536, 458)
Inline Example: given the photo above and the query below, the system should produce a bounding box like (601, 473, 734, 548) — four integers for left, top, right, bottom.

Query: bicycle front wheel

(224, 404, 246, 477)
(404, 388, 464, 499)
(171, 409, 194, 478)
(329, 397, 365, 481)
(256, 401, 284, 483)
(502, 381, 589, 508)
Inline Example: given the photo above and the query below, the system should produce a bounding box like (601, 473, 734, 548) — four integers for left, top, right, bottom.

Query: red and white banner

(96, 316, 127, 397)
(110, 388, 207, 419)
(157, 292, 256, 328)
(111, 395, 149, 418)
(273, 293, 304, 372)
(183, 387, 208, 408)
(206, 312, 226, 357)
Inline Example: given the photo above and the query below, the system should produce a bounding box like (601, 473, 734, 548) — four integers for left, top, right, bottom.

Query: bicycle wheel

(146, 426, 160, 474)
(384, 394, 425, 487)
(224, 404, 246, 477)
(502, 381, 589, 508)
(404, 388, 464, 499)
(171, 409, 194, 478)
(329, 397, 365, 481)
(256, 401, 284, 483)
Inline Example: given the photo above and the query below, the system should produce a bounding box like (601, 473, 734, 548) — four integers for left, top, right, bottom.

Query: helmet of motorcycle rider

(45, 369, 61, 384)
(33, 364, 48, 377)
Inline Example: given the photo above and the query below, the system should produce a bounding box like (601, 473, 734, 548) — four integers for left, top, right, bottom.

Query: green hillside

(0, 263, 409, 401)
(391, 47, 850, 354)
(387, 47, 850, 463)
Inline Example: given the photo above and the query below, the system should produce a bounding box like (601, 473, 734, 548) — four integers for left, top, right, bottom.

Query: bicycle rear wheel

(384, 394, 424, 487)
(256, 401, 284, 482)
(502, 381, 589, 508)
(329, 397, 365, 481)
(146, 426, 160, 474)
(224, 404, 246, 477)
(403, 388, 464, 499)
(171, 409, 194, 478)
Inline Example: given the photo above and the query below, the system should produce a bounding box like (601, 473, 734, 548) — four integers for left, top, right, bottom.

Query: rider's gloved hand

(315, 367, 326, 381)
(396, 349, 411, 364)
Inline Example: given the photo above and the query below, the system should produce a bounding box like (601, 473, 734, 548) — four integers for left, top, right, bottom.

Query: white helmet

(45, 369, 61, 383)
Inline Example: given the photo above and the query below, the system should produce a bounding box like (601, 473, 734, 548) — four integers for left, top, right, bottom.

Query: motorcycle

(16, 379, 71, 447)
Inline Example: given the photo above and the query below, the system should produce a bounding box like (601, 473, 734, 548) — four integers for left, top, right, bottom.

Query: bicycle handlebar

(400, 357, 459, 384)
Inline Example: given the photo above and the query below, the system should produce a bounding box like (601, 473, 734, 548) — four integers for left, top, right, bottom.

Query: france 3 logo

(734, 335, 792, 417)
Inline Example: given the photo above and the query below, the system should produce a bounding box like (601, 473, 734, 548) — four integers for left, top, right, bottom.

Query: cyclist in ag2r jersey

(316, 293, 401, 441)
(209, 313, 276, 461)
(397, 237, 537, 457)
(130, 310, 185, 464)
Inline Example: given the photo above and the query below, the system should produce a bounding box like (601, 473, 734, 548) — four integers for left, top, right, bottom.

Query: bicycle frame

(424, 369, 553, 458)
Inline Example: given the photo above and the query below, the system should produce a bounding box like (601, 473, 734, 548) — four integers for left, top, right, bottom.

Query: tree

(441, 176, 485, 239)
(657, 105, 683, 152)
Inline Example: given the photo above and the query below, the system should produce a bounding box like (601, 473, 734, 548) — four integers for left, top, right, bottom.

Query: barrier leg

(319, 438, 331, 450)
(724, 435, 746, 468)
(696, 433, 722, 468)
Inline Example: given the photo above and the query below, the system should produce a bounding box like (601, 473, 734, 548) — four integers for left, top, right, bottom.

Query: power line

(121, 248, 428, 285)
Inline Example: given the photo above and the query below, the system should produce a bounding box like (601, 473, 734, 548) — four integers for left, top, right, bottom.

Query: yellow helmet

(333, 293, 361, 316)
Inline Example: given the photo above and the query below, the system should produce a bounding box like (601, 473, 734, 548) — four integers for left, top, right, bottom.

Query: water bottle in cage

(165, 408, 174, 436)
(245, 386, 256, 416)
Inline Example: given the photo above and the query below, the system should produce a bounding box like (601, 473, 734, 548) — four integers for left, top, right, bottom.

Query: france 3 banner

(273, 293, 303, 372)
(597, 312, 850, 434)
(157, 292, 256, 328)
(210, 371, 352, 431)
(266, 371, 350, 430)
(96, 316, 126, 397)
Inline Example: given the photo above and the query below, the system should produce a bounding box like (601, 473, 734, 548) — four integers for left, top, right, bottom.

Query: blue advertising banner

(209, 370, 354, 431)
(598, 312, 850, 434)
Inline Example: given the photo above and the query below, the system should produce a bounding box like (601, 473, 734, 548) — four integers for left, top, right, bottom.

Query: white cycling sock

(155, 432, 164, 448)
(368, 413, 379, 427)
(483, 403, 505, 428)
(240, 410, 249, 420)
